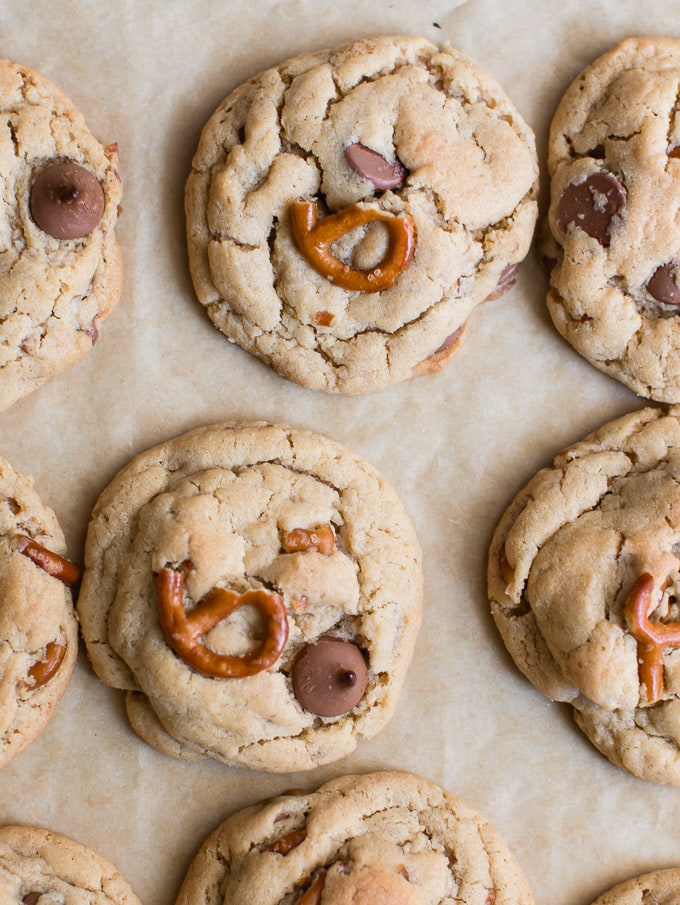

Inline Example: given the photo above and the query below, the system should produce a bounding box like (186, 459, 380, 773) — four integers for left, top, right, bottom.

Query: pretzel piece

(282, 524, 335, 556)
(290, 201, 415, 292)
(295, 873, 325, 905)
(15, 535, 81, 586)
(624, 572, 680, 703)
(157, 568, 289, 678)
(27, 639, 67, 689)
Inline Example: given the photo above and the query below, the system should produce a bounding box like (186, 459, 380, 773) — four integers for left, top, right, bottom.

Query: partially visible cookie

(543, 36, 680, 402)
(0, 58, 123, 412)
(588, 869, 680, 905)
(76, 422, 422, 772)
(0, 456, 80, 767)
(0, 825, 141, 904)
(488, 405, 680, 785)
(174, 770, 534, 905)
(185, 34, 539, 394)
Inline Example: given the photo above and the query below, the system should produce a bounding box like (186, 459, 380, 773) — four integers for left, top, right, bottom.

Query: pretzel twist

(624, 572, 680, 703)
(157, 567, 288, 678)
(290, 201, 415, 292)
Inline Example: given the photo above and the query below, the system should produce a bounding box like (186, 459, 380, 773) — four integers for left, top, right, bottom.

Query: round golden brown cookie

(488, 405, 680, 785)
(588, 869, 680, 905)
(76, 422, 422, 772)
(173, 771, 534, 905)
(185, 35, 539, 394)
(0, 825, 141, 904)
(0, 456, 79, 767)
(0, 58, 123, 413)
(543, 36, 680, 402)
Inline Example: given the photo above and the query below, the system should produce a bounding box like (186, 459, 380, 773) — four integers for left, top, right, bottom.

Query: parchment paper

(1, 2, 679, 904)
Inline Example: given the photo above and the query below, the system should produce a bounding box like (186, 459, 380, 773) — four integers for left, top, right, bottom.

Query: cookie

(173, 770, 534, 905)
(588, 869, 680, 905)
(0, 456, 80, 767)
(76, 422, 422, 771)
(543, 36, 680, 402)
(0, 58, 123, 413)
(185, 34, 539, 394)
(488, 405, 680, 785)
(0, 825, 141, 904)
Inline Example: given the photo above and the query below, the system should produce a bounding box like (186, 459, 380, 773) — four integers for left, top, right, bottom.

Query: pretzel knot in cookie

(625, 572, 680, 704)
(290, 201, 415, 292)
(157, 567, 289, 678)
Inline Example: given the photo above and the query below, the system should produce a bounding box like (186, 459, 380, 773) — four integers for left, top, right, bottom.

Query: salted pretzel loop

(157, 567, 289, 679)
(624, 572, 680, 703)
(290, 200, 415, 293)
(15, 535, 81, 586)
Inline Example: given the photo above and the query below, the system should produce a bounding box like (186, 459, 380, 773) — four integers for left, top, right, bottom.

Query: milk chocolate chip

(292, 636, 368, 716)
(344, 143, 407, 191)
(30, 161, 105, 239)
(23, 895, 42, 905)
(555, 171, 626, 246)
(647, 262, 680, 306)
(485, 263, 520, 301)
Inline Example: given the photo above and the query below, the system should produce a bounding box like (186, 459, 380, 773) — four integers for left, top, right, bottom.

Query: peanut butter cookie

(76, 422, 422, 771)
(0, 825, 141, 904)
(0, 58, 122, 412)
(174, 771, 534, 905)
(185, 34, 539, 394)
(588, 869, 680, 905)
(0, 456, 80, 767)
(489, 405, 680, 785)
(543, 37, 680, 402)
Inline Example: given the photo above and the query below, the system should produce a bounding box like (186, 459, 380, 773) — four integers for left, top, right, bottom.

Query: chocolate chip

(292, 637, 368, 716)
(30, 161, 105, 239)
(23, 894, 41, 905)
(344, 143, 407, 191)
(485, 263, 519, 301)
(555, 171, 626, 247)
(647, 262, 680, 306)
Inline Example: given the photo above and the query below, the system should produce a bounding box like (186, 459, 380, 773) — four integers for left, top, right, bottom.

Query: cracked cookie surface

(0, 58, 122, 412)
(0, 825, 141, 904)
(76, 422, 422, 772)
(488, 405, 680, 785)
(185, 35, 538, 394)
(587, 868, 680, 905)
(0, 456, 79, 768)
(542, 36, 680, 402)
(174, 770, 534, 905)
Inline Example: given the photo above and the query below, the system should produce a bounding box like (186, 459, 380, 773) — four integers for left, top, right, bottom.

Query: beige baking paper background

(2, 1, 680, 903)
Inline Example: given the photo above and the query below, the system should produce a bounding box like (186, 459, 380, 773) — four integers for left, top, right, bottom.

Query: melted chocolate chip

(647, 262, 680, 306)
(485, 263, 520, 301)
(555, 171, 626, 247)
(292, 637, 368, 716)
(30, 161, 105, 239)
(344, 143, 407, 191)
(23, 894, 41, 905)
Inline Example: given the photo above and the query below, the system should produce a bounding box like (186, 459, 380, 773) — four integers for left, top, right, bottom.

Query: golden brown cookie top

(489, 404, 680, 784)
(0, 825, 141, 904)
(543, 37, 680, 402)
(77, 422, 422, 772)
(173, 771, 534, 905)
(0, 57, 123, 413)
(185, 35, 538, 394)
(0, 456, 79, 768)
